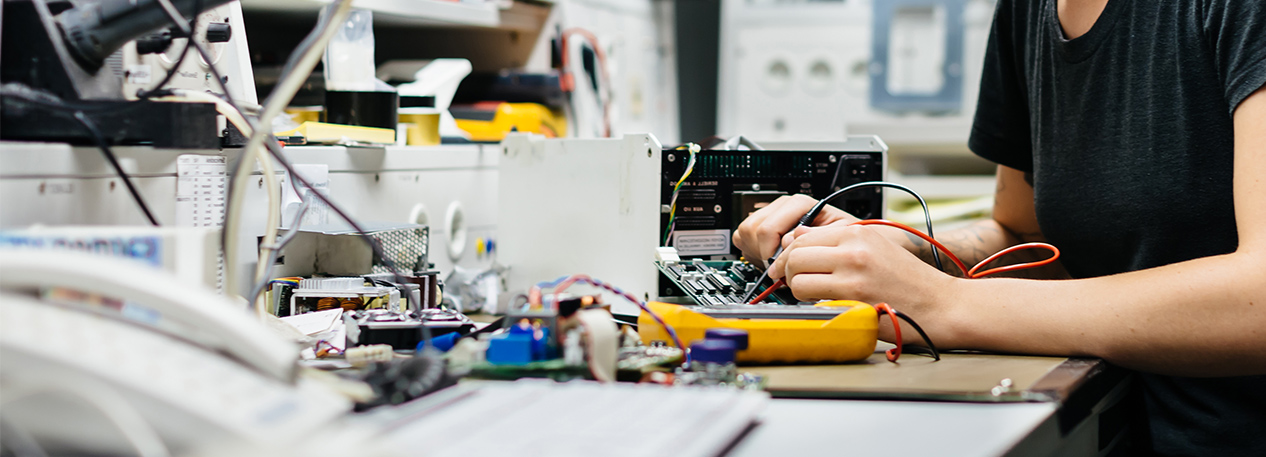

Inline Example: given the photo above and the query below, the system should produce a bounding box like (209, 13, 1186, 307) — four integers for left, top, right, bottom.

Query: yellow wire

(664, 143, 701, 244)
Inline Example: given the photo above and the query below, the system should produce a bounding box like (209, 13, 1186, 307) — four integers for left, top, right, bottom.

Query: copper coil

(340, 296, 364, 311)
(316, 297, 340, 311)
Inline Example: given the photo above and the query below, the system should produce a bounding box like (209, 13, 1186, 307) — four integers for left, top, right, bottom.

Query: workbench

(734, 349, 1131, 456)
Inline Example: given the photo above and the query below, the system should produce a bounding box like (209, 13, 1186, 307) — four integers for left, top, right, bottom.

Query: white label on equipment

(127, 64, 152, 84)
(175, 155, 227, 228)
(673, 229, 731, 256)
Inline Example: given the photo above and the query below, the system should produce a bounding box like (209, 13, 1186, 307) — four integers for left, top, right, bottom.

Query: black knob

(205, 23, 231, 43)
(135, 30, 174, 54)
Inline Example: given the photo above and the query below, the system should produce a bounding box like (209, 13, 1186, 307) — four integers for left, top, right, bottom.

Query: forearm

(940, 250, 1266, 376)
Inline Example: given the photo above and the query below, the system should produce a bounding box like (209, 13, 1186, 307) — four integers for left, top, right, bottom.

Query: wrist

(927, 275, 977, 350)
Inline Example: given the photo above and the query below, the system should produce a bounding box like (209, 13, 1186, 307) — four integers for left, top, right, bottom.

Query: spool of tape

(575, 308, 618, 382)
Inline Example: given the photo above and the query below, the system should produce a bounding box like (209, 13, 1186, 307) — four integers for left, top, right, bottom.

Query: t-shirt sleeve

(1204, 0, 1266, 114)
(967, 0, 1034, 173)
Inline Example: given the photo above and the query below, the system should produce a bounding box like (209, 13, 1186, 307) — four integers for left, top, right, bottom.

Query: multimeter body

(638, 300, 879, 364)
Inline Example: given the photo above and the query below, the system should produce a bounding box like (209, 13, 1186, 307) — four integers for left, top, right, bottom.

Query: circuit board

(655, 259, 797, 306)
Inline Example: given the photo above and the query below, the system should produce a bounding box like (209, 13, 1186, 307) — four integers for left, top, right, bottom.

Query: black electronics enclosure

(659, 145, 885, 259)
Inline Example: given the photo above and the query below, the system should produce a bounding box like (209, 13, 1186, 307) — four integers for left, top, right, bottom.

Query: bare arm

(774, 87, 1266, 377)
(938, 87, 1266, 376)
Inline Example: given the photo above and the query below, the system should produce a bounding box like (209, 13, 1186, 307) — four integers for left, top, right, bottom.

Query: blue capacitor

(689, 339, 737, 365)
(704, 328, 750, 351)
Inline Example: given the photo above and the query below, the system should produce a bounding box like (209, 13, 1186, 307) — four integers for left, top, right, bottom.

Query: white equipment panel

(497, 133, 662, 315)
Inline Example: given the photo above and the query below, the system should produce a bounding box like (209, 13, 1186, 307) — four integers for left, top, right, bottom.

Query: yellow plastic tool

(453, 102, 566, 142)
(638, 301, 878, 364)
(275, 121, 395, 145)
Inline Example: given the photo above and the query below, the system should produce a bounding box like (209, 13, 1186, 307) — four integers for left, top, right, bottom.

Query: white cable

(1, 382, 171, 457)
(157, 91, 280, 316)
(223, 0, 354, 302)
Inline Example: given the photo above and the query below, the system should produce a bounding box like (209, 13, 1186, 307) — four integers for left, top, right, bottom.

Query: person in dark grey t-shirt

(733, 0, 1266, 455)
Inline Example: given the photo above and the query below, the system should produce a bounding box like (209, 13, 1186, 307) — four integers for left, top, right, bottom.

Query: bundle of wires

(529, 274, 684, 351)
(269, 277, 303, 289)
(662, 143, 701, 246)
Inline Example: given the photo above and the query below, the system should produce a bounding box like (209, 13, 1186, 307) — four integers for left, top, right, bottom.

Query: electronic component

(660, 138, 886, 259)
(638, 301, 879, 364)
(343, 344, 394, 367)
(673, 337, 764, 390)
(290, 277, 398, 315)
(655, 254, 795, 306)
(348, 307, 475, 351)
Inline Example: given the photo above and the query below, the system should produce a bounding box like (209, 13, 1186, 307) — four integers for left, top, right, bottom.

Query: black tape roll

(324, 91, 399, 130)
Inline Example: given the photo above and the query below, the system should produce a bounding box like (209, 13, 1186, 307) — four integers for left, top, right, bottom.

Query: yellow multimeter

(637, 300, 878, 364)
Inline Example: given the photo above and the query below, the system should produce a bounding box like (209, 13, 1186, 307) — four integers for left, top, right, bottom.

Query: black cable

(881, 308, 940, 361)
(0, 84, 164, 226)
(739, 180, 941, 303)
(71, 112, 162, 226)
(811, 181, 942, 271)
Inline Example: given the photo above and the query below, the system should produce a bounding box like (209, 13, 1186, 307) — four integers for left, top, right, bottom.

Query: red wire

(850, 219, 969, 274)
(967, 242, 1061, 278)
(748, 278, 786, 304)
(874, 303, 903, 362)
(848, 219, 1059, 279)
(559, 28, 612, 137)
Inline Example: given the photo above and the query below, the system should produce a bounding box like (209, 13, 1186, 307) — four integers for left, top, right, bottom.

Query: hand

(733, 194, 857, 268)
(769, 224, 959, 345)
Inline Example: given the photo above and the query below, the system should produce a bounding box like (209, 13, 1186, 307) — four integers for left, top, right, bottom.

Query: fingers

(782, 245, 859, 277)
(733, 194, 820, 266)
(783, 273, 857, 302)
(769, 224, 881, 281)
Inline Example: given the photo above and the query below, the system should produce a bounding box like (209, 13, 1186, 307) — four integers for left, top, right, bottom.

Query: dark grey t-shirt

(967, 0, 1266, 455)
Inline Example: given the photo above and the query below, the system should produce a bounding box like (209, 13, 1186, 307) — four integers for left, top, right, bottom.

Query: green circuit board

(655, 259, 797, 306)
